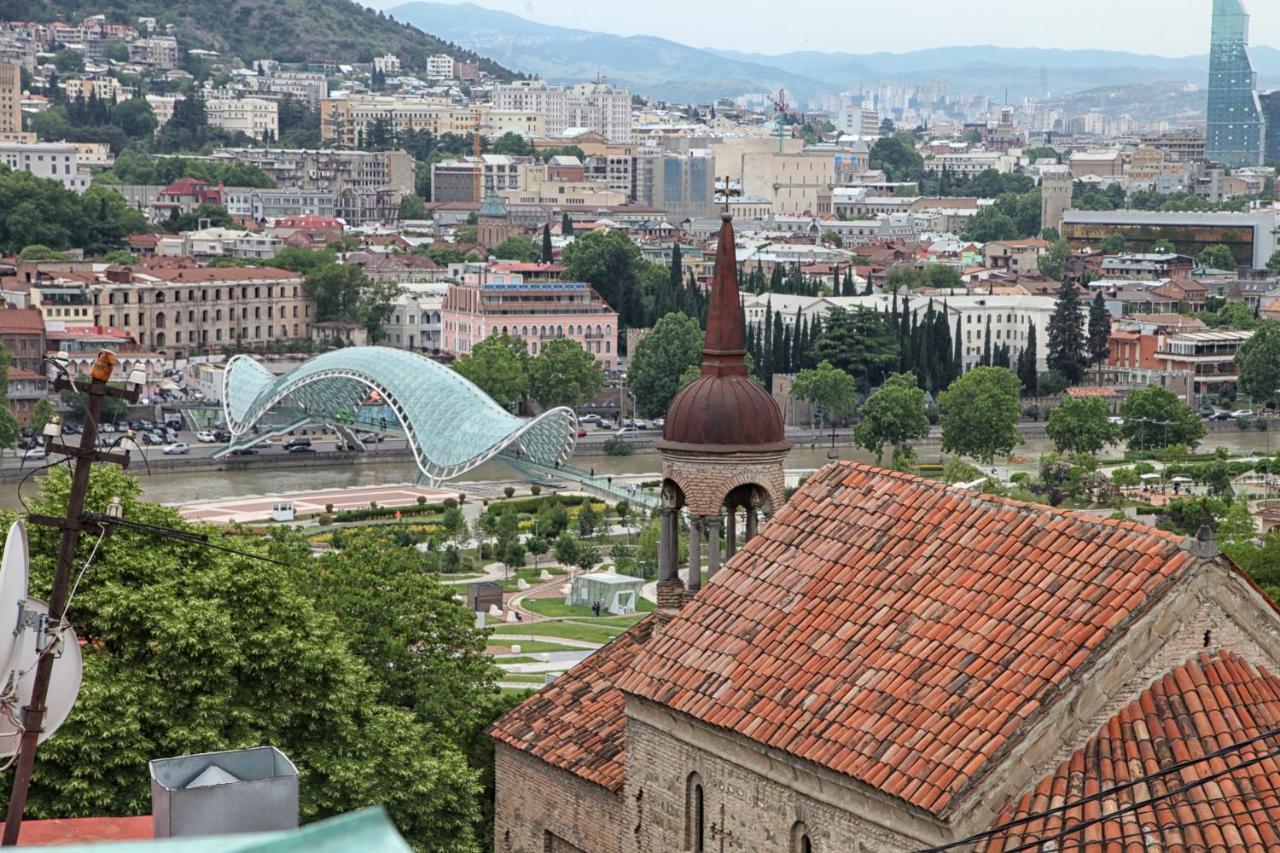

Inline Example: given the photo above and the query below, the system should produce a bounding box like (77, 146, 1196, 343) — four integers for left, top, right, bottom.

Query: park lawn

(523, 597, 655, 619)
(487, 640, 584, 653)
(581, 614, 649, 628)
(491, 621, 623, 645)
(495, 655, 538, 664)
(498, 686, 536, 699)
(499, 672, 550, 684)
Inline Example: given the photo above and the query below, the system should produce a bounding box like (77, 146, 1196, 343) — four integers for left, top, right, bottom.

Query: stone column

(725, 508, 737, 560)
(687, 517, 702, 593)
(658, 507, 676, 582)
(656, 499, 686, 620)
(745, 507, 758, 540)
(706, 517, 722, 579)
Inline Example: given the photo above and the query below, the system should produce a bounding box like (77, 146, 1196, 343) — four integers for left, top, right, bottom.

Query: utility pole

(3, 351, 137, 846)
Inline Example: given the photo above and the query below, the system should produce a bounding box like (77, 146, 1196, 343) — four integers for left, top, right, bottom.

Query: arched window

(685, 773, 705, 853)
(791, 822, 814, 853)
(155, 312, 166, 328)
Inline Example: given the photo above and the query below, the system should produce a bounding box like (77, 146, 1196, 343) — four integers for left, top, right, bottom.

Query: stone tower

(1040, 167, 1073, 234)
(653, 213, 791, 621)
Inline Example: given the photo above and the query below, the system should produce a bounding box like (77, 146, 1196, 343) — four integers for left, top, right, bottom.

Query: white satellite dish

(0, 522, 31, 673)
(0, 599, 83, 757)
(0, 522, 84, 758)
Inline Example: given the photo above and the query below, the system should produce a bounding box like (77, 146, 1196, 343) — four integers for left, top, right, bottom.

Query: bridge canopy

(217, 347, 577, 484)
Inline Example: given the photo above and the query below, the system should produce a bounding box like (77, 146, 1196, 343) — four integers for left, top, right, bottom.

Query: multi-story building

(206, 148, 415, 223)
(319, 95, 481, 147)
(243, 71, 328, 109)
(1139, 130, 1206, 163)
(1061, 209, 1278, 269)
(145, 94, 179, 130)
(425, 54, 455, 80)
(6, 366, 47, 424)
(157, 228, 283, 261)
(127, 35, 178, 69)
(0, 63, 21, 138)
(1039, 167, 1073, 233)
(372, 54, 401, 76)
(222, 188, 336, 222)
(1262, 90, 1280, 166)
(0, 307, 46, 374)
(491, 80, 632, 143)
(204, 97, 278, 141)
(92, 265, 314, 355)
(925, 150, 1014, 176)
(385, 284, 446, 351)
(431, 155, 527, 204)
(0, 142, 91, 192)
(739, 149, 859, 216)
(61, 77, 125, 104)
(441, 268, 619, 367)
(1207, 0, 1265, 167)
(1155, 329, 1253, 397)
(1068, 149, 1124, 179)
(635, 149, 717, 221)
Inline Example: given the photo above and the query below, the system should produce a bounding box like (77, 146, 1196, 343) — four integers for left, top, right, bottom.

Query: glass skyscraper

(1207, 0, 1266, 168)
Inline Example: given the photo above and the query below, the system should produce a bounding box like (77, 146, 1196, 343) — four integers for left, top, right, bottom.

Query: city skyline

(367, 0, 1280, 57)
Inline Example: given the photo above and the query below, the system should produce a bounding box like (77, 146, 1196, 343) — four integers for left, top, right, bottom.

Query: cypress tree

(862, 274, 874, 296)
(781, 324, 793, 375)
(1019, 321, 1039, 395)
(792, 308, 805, 369)
(772, 311, 788, 378)
(762, 298, 775, 386)
(981, 316, 993, 367)
(1047, 281, 1089, 385)
(770, 264, 784, 293)
(952, 319, 963, 378)
(898, 298, 912, 373)
(669, 243, 683, 291)
(561, 212, 574, 237)
(1087, 291, 1111, 368)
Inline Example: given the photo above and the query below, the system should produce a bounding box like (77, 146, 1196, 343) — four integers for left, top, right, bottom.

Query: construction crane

(472, 111, 484, 205)
(767, 89, 790, 153)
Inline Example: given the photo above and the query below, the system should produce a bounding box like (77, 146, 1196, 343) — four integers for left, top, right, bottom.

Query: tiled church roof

(488, 618, 653, 792)
(984, 652, 1280, 851)
(616, 462, 1194, 816)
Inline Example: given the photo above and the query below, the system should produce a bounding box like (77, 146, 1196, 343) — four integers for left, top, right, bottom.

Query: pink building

(442, 269, 619, 367)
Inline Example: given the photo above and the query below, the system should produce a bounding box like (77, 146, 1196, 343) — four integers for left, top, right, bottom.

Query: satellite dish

(0, 599, 83, 757)
(0, 523, 84, 758)
(0, 523, 31, 674)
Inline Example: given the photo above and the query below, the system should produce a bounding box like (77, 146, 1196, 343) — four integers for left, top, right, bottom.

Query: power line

(917, 723, 1280, 852)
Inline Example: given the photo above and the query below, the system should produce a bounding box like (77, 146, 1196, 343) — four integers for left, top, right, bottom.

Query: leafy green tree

(869, 133, 924, 182)
(963, 207, 1019, 242)
(491, 133, 534, 156)
(939, 367, 1024, 463)
(100, 249, 138, 265)
(528, 338, 604, 410)
(1099, 233, 1127, 254)
(1087, 291, 1111, 366)
(110, 98, 157, 137)
(303, 263, 397, 339)
(272, 247, 339, 275)
(1267, 250, 1280, 272)
(791, 360, 856, 443)
(0, 344, 15, 454)
(853, 371, 929, 464)
(1197, 243, 1237, 271)
(1118, 386, 1206, 450)
(11, 467, 483, 851)
(1236, 322, 1280, 406)
(1152, 239, 1176, 254)
(1044, 396, 1117, 455)
(552, 530, 580, 567)
(1047, 281, 1089, 385)
(398, 193, 427, 220)
(1038, 239, 1071, 281)
(491, 236, 540, 262)
(1016, 322, 1039, 396)
(29, 397, 54, 432)
(627, 313, 703, 418)
(561, 230, 645, 327)
(17, 245, 70, 261)
(810, 307, 899, 390)
(453, 334, 529, 410)
(52, 49, 84, 73)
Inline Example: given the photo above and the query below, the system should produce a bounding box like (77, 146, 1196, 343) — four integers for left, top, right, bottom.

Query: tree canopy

(1045, 396, 1117, 455)
(627, 313, 704, 418)
(853, 371, 930, 464)
(527, 337, 604, 410)
(0, 171, 148, 255)
(1118, 386, 1206, 450)
(453, 333, 530, 410)
(1236, 322, 1280, 406)
(939, 367, 1024, 464)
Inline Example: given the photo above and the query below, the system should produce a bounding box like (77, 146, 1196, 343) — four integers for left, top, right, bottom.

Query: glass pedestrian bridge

(216, 347, 578, 485)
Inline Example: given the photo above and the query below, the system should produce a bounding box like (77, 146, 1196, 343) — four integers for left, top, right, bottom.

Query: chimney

(149, 746, 298, 838)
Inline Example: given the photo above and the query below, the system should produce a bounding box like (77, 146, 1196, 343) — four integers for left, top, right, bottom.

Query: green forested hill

(4, 0, 513, 76)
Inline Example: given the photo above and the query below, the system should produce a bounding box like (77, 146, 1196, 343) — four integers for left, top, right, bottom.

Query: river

(4, 428, 1274, 511)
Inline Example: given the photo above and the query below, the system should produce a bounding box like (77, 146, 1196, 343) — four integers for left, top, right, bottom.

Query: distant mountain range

(389, 2, 1280, 105)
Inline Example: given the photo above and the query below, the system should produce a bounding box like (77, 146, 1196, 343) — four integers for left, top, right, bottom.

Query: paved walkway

(178, 483, 458, 524)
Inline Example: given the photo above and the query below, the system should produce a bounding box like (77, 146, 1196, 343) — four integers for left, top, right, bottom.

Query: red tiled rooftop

(984, 652, 1280, 851)
(489, 618, 653, 792)
(616, 463, 1194, 817)
(0, 307, 45, 333)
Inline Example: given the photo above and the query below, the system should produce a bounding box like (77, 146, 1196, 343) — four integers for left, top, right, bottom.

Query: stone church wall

(494, 744, 624, 853)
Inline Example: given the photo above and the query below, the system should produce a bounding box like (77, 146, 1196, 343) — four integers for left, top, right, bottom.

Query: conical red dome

(658, 215, 789, 452)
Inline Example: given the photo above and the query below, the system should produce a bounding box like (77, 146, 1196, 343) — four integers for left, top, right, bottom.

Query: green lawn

(491, 621, 623, 645)
(496, 655, 538, 664)
(575, 614, 648, 628)
(523, 598, 654, 619)
(497, 565, 568, 593)
(499, 686, 536, 699)
(499, 672, 551, 684)
(487, 640, 584, 653)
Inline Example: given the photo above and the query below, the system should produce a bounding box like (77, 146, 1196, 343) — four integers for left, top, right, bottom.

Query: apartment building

(0, 141, 91, 191)
(425, 54, 455, 79)
(127, 35, 178, 69)
(1155, 330, 1254, 398)
(431, 155, 527, 203)
(205, 97, 278, 141)
(442, 269, 619, 366)
(320, 95, 481, 147)
(156, 228, 283, 261)
(491, 80, 632, 143)
(925, 150, 1014, 176)
(634, 149, 717, 221)
(242, 71, 328, 109)
(0, 307, 46, 374)
(222, 188, 336, 221)
(145, 94, 179, 130)
(372, 54, 401, 75)
(206, 148, 415, 223)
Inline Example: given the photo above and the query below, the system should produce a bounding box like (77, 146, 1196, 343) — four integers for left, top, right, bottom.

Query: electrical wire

(917, 723, 1280, 852)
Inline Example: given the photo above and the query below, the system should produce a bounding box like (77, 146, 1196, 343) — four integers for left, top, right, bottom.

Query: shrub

(479, 543, 493, 560)
(318, 513, 333, 526)
(1237, 417, 1251, 431)
(443, 497, 458, 509)
(1255, 418, 1269, 432)
(369, 501, 378, 510)
(504, 486, 515, 498)
(603, 436, 634, 456)
(416, 495, 427, 505)
(325, 503, 334, 513)
(458, 493, 466, 504)
(530, 484, 542, 496)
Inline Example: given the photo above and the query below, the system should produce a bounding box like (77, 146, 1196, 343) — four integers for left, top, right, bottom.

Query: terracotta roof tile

(488, 618, 653, 792)
(615, 462, 1192, 816)
(984, 652, 1280, 851)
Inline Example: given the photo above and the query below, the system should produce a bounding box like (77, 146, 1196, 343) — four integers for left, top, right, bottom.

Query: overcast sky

(367, 0, 1280, 56)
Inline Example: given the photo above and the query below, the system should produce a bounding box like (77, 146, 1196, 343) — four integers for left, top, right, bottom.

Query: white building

(145, 94, 180, 130)
(425, 54, 455, 80)
(926, 150, 1014, 176)
(0, 141, 91, 191)
(204, 97, 278, 141)
(158, 227, 283, 261)
(372, 54, 401, 75)
(491, 80, 632, 143)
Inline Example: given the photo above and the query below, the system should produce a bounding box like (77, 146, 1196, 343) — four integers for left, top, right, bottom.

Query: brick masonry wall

(494, 744, 624, 853)
(622, 702, 948, 852)
(660, 450, 788, 518)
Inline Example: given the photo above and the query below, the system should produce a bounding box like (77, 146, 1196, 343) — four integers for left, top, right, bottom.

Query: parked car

(195, 430, 217, 443)
(577, 428, 589, 437)
(213, 430, 231, 443)
(652, 418, 665, 428)
(16, 437, 37, 450)
(163, 442, 190, 455)
(141, 432, 164, 446)
(228, 447, 258, 456)
(1230, 409, 1254, 419)
(1108, 416, 1124, 426)
(287, 444, 315, 454)
(21, 448, 45, 461)
(1212, 411, 1233, 421)
(283, 437, 312, 450)
(61, 424, 80, 435)
(253, 437, 272, 448)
